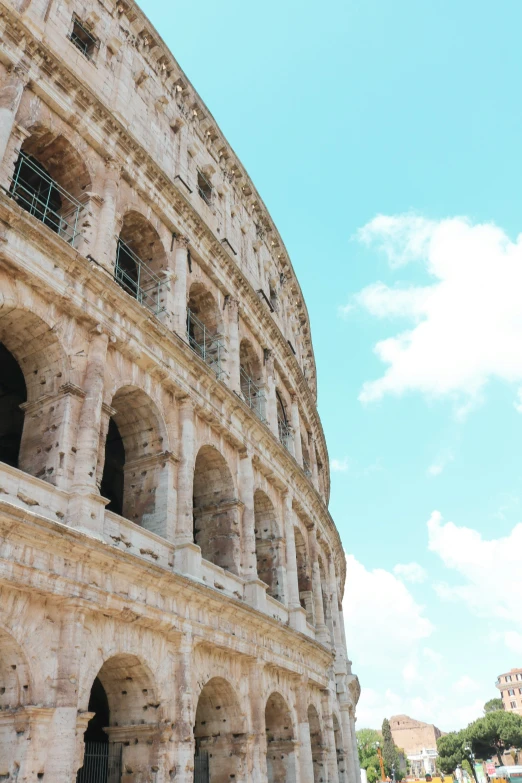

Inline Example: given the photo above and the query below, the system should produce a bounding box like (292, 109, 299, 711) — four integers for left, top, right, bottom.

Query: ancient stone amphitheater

(0, 0, 360, 780)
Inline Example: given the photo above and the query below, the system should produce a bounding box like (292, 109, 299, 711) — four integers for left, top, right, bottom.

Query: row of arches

(0, 330, 332, 616)
(0, 624, 349, 782)
(8, 131, 302, 448)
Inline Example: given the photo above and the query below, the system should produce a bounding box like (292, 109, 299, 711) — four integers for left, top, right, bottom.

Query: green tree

(437, 731, 478, 783)
(466, 710, 522, 765)
(382, 718, 401, 778)
(357, 728, 382, 783)
(484, 699, 504, 714)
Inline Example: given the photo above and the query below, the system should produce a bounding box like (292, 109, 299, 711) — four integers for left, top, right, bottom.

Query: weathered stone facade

(0, 0, 360, 780)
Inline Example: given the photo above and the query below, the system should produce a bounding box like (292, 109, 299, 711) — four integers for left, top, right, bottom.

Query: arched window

(308, 705, 324, 783)
(100, 387, 168, 535)
(9, 130, 91, 246)
(0, 343, 27, 469)
(115, 212, 166, 315)
(240, 339, 265, 420)
(254, 489, 283, 601)
(187, 283, 225, 378)
(333, 714, 347, 782)
(265, 692, 296, 783)
(193, 445, 240, 574)
(0, 628, 33, 774)
(194, 678, 246, 782)
(294, 526, 314, 624)
(276, 390, 291, 449)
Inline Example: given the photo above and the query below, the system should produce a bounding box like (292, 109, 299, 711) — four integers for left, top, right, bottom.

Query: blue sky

(138, 0, 522, 731)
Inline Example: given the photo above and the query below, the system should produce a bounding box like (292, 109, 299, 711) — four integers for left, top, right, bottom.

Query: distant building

(496, 668, 522, 715)
(390, 715, 443, 756)
(408, 748, 438, 778)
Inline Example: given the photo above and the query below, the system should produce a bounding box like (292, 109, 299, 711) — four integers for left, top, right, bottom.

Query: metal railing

(240, 367, 266, 422)
(68, 19, 98, 59)
(7, 151, 83, 245)
(187, 308, 226, 379)
(197, 169, 213, 206)
(278, 416, 292, 451)
(76, 742, 122, 783)
(115, 238, 165, 316)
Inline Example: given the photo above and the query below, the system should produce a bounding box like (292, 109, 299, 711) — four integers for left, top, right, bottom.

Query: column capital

(175, 233, 190, 248)
(7, 61, 31, 85)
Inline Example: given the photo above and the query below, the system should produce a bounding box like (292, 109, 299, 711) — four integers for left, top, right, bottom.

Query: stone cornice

(0, 4, 330, 501)
(0, 501, 333, 680)
(0, 194, 346, 591)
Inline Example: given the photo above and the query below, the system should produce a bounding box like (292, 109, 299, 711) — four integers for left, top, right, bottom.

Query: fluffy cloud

(427, 449, 454, 477)
(428, 511, 522, 622)
(331, 457, 350, 472)
(352, 214, 522, 409)
(393, 562, 428, 583)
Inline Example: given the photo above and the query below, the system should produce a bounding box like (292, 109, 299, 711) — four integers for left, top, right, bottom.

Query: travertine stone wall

(0, 0, 360, 779)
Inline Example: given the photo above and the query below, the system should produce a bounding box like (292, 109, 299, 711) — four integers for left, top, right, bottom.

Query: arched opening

(77, 654, 161, 783)
(194, 677, 246, 783)
(308, 705, 324, 783)
(240, 339, 265, 420)
(193, 445, 240, 574)
(265, 692, 296, 783)
(115, 211, 166, 315)
(187, 283, 225, 378)
(9, 130, 91, 245)
(0, 628, 33, 778)
(0, 305, 69, 485)
(254, 489, 282, 601)
(294, 527, 314, 624)
(100, 387, 168, 534)
(301, 431, 312, 476)
(333, 714, 347, 782)
(318, 556, 330, 635)
(276, 390, 290, 448)
(0, 343, 27, 468)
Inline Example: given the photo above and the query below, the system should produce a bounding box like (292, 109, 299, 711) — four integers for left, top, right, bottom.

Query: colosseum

(0, 0, 360, 780)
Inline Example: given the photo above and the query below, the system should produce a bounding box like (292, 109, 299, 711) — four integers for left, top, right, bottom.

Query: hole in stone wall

(0, 343, 27, 469)
(101, 417, 125, 515)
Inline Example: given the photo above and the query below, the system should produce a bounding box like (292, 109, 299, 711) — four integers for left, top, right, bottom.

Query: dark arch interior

(116, 240, 139, 298)
(0, 343, 27, 469)
(10, 152, 63, 233)
(100, 418, 125, 515)
(85, 677, 110, 744)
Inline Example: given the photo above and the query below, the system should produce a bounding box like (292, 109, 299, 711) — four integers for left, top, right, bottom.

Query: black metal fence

(76, 742, 122, 783)
(194, 750, 210, 783)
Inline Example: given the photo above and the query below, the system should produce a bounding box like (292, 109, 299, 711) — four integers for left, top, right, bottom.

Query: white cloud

(428, 511, 522, 622)
(453, 675, 479, 693)
(427, 449, 455, 477)
(352, 214, 522, 410)
(393, 562, 428, 583)
(331, 457, 350, 472)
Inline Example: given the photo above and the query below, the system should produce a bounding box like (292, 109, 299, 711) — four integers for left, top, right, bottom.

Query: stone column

(321, 693, 341, 783)
(283, 492, 307, 632)
(340, 704, 359, 783)
(91, 158, 121, 273)
(173, 235, 190, 336)
(265, 350, 279, 438)
(310, 439, 320, 492)
(308, 526, 330, 645)
(69, 327, 111, 536)
(296, 677, 314, 783)
(227, 296, 241, 393)
(162, 630, 194, 783)
(291, 394, 303, 465)
(239, 451, 256, 579)
(329, 557, 347, 671)
(248, 663, 268, 783)
(174, 397, 201, 576)
(349, 709, 362, 783)
(0, 63, 28, 167)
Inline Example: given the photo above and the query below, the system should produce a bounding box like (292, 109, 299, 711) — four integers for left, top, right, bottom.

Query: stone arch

(194, 677, 247, 783)
(101, 385, 170, 534)
(187, 282, 222, 337)
(77, 653, 162, 782)
(0, 303, 72, 484)
(193, 445, 241, 574)
(294, 526, 314, 624)
(276, 388, 290, 446)
(308, 704, 324, 783)
(187, 283, 225, 378)
(116, 210, 167, 307)
(10, 125, 92, 245)
(318, 554, 329, 631)
(240, 338, 265, 418)
(333, 713, 347, 782)
(0, 627, 35, 779)
(265, 691, 297, 783)
(254, 489, 283, 601)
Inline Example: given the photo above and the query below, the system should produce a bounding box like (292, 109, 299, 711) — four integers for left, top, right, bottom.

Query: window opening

(100, 418, 125, 516)
(115, 238, 165, 315)
(68, 16, 98, 59)
(186, 308, 225, 380)
(0, 343, 27, 469)
(197, 169, 213, 206)
(276, 391, 291, 450)
(7, 151, 83, 244)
